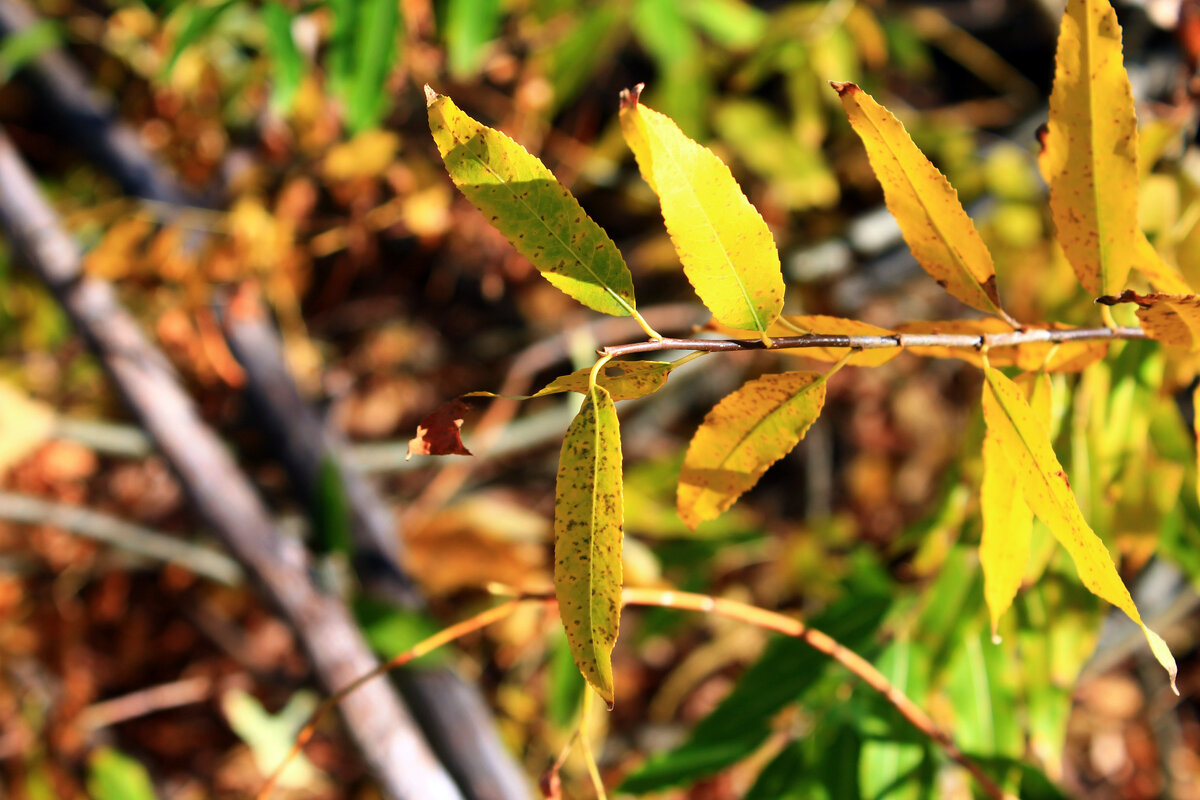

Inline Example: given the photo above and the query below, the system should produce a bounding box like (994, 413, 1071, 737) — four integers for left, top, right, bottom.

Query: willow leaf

(554, 384, 623, 706)
(832, 82, 1007, 320)
(427, 88, 639, 319)
(981, 366, 1177, 690)
(619, 87, 784, 333)
(678, 371, 826, 529)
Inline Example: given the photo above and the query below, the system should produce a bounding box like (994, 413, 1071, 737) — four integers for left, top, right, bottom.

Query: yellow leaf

(980, 373, 1050, 639)
(711, 315, 899, 366)
(619, 87, 784, 334)
(554, 384, 623, 706)
(529, 361, 673, 402)
(981, 366, 1177, 690)
(678, 371, 827, 529)
(0, 382, 55, 475)
(831, 82, 1008, 320)
(896, 320, 1108, 372)
(1194, 382, 1200, 516)
(1040, 0, 1140, 296)
(1133, 233, 1193, 294)
(1098, 290, 1200, 350)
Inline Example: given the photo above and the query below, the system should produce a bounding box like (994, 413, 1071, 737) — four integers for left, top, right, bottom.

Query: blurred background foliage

(0, 0, 1198, 798)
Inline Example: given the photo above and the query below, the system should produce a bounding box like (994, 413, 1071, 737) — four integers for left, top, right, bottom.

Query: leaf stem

(630, 308, 663, 340)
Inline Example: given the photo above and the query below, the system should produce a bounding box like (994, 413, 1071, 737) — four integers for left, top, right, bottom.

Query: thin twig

(261, 589, 1009, 800)
(598, 325, 1147, 358)
(77, 675, 216, 731)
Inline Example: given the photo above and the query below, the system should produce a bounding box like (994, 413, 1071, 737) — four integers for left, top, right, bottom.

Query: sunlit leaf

(1133, 233, 1193, 294)
(428, 88, 641, 320)
(262, 2, 304, 113)
(87, 749, 159, 800)
(678, 371, 827, 529)
(981, 373, 1051, 638)
(981, 366, 1177, 690)
(1039, 0, 1141, 296)
(619, 87, 784, 334)
(343, 0, 401, 132)
(1098, 290, 1200, 351)
(832, 82, 1007, 319)
(859, 640, 930, 800)
(554, 384, 623, 706)
(527, 360, 673, 402)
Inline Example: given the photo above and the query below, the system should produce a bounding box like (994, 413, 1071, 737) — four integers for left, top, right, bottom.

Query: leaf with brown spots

(406, 399, 475, 460)
(619, 85, 784, 334)
(981, 366, 1177, 690)
(426, 87, 643, 322)
(1039, 0, 1140, 296)
(1098, 290, 1200, 350)
(469, 360, 674, 403)
(678, 371, 828, 529)
(831, 82, 1009, 321)
(554, 384, 623, 706)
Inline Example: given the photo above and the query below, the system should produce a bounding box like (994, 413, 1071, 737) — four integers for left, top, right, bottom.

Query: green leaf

(262, 2, 304, 113)
(532, 360, 672, 402)
(87, 749, 159, 800)
(0, 19, 61, 84)
(428, 88, 643, 320)
(744, 740, 810, 800)
(534, 6, 624, 111)
(355, 597, 446, 666)
(858, 641, 931, 800)
(620, 90, 784, 333)
(443, 0, 502, 78)
(630, 0, 709, 137)
(547, 627, 587, 727)
(943, 633, 1021, 758)
(554, 384, 623, 706)
(677, 371, 827, 529)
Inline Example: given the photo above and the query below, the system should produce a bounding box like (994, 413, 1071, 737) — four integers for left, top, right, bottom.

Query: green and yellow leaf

(1039, 0, 1140, 296)
(554, 384, 624, 706)
(619, 86, 784, 334)
(981, 366, 1177, 690)
(831, 82, 1008, 320)
(426, 87, 643, 321)
(528, 360, 673, 402)
(1098, 290, 1200, 351)
(678, 371, 827, 529)
(1134, 234, 1193, 294)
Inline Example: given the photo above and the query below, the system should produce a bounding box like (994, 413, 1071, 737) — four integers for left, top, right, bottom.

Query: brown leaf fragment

(1097, 290, 1200, 350)
(407, 399, 476, 459)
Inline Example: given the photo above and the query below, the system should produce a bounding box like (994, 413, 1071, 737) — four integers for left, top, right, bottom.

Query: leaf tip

(828, 80, 858, 97)
(619, 83, 645, 111)
(423, 84, 439, 108)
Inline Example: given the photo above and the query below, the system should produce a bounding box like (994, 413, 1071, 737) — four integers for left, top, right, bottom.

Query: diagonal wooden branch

(262, 588, 1008, 800)
(599, 325, 1147, 357)
(0, 128, 463, 800)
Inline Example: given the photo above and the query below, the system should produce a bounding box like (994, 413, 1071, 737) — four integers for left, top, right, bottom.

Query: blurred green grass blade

(87, 749, 160, 800)
(444, 0, 502, 78)
(620, 562, 891, 793)
(355, 597, 447, 666)
(344, 0, 402, 132)
(0, 20, 61, 84)
(682, 0, 766, 50)
(328, 0, 357, 97)
(858, 640, 932, 800)
(631, 0, 707, 137)
(537, 5, 624, 111)
(548, 627, 586, 728)
(262, 1, 304, 113)
(164, 0, 239, 76)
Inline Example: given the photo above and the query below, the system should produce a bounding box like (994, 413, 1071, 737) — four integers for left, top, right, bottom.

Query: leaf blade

(678, 371, 827, 529)
(554, 384, 624, 705)
(981, 366, 1177, 690)
(619, 91, 784, 332)
(1040, 0, 1140, 296)
(428, 89, 639, 318)
(832, 82, 1006, 319)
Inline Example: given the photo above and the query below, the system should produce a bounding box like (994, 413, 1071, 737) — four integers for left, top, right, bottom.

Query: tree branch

(0, 128, 463, 800)
(598, 325, 1148, 357)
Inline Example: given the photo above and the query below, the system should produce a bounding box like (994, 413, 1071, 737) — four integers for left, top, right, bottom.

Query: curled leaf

(678, 371, 827, 529)
(619, 85, 784, 333)
(554, 384, 623, 706)
(407, 399, 475, 459)
(981, 366, 1177, 690)
(832, 81, 1008, 320)
(1097, 290, 1200, 351)
(427, 87, 640, 319)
